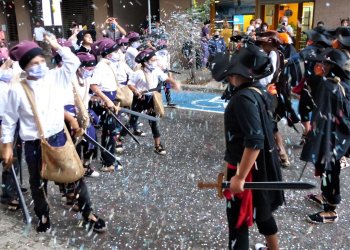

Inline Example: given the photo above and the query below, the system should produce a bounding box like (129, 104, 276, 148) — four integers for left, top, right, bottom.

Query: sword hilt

(197, 172, 225, 199)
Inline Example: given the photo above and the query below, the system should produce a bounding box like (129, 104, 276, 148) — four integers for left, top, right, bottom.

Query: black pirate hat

(304, 26, 333, 47)
(335, 26, 350, 47)
(210, 44, 273, 82)
(312, 47, 350, 79)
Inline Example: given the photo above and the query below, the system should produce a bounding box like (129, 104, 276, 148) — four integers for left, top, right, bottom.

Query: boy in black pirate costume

(210, 46, 284, 250)
(291, 26, 333, 145)
(301, 48, 350, 224)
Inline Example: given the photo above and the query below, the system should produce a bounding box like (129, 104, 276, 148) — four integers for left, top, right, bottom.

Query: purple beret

(127, 32, 140, 42)
(156, 39, 168, 50)
(135, 49, 156, 64)
(76, 52, 97, 67)
(91, 38, 119, 57)
(116, 37, 129, 45)
(9, 40, 43, 69)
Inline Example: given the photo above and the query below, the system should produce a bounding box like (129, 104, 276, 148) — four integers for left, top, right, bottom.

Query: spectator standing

(221, 20, 232, 46)
(200, 20, 211, 69)
(340, 19, 349, 27)
(246, 19, 256, 36)
(33, 21, 46, 49)
(103, 17, 126, 41)
(208, 31, 227, 62)
(277, 16, 295, 43)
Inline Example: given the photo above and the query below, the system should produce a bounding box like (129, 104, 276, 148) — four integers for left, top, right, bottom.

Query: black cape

(225, 83, 284, 223)
(301, 77, 350, 169)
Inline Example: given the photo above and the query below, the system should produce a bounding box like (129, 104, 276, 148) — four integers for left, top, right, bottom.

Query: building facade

(0, 0, 348, 45)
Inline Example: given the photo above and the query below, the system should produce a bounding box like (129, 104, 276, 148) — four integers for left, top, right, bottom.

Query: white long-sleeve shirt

(92, 58, 120, 92)
(125, 47, 139, 70)
(0, 80, 10, 121)
(156, 49, 171, 71)
(65, 74, 93, 108)
(128, 68, 168, 94)
(0, 62, 24, 121)
(258, 50, 278, 87)
(1, 47, 80, 143)
(114, 61, 134, 84)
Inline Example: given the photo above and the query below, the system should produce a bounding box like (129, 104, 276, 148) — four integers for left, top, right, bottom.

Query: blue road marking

(165, 90, 300, 115)
(165, 90, 226, 113)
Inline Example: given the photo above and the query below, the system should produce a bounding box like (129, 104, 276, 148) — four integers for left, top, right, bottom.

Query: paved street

(1, 88, 350, 249)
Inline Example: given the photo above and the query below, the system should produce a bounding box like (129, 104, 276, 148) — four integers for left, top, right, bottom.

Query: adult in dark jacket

(301, 48, 350, 224)
(211, 46, 284, 250)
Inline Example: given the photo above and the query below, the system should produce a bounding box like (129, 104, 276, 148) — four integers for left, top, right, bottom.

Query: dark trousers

(226, 168, 278, 250)
(120, 95, 160, 139)
(25, 130, 92, 219)
(317, 159, 341, 206)
(162, 81, 172, 104)
(298, 87, 313, 122)
(90, 103, 117, 166)
(1, 137, 22, 203)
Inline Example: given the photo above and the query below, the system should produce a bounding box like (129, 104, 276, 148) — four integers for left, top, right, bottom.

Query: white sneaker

(133, 129, 146, 137)
(89, 170, 100, 177)
(255, 243, 268, 250)
(340, 156, 350, 170)
(84, 167, 100, 178)
(115, 164, 123, 171)
(116, 144, 124, 153)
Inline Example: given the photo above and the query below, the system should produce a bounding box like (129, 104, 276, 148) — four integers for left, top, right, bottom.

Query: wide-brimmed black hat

(210, 44, 273, 82)
(312, 48, 350, 79)
(76, 30, 96, 46)
(303, 26, 333, 47)
(335, 27, 350, 47)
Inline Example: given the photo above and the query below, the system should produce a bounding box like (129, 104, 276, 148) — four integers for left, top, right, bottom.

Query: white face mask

(0, 68, 13, 83)
(157, 49, 168, 57)
(80, 68, 93, 79)
(131, 41, 141, 49)
(145, 61, 158, 71)
(109, 51, 124, 63)
(27, 63, 48, 79)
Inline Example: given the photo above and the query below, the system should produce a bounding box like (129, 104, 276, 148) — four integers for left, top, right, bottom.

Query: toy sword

(120, 108, 160, 122)
(11, 165, 32, 224)
(82, 133, 123, 166)
(108, 110, 140, 145)
(198, 173, 316, 199)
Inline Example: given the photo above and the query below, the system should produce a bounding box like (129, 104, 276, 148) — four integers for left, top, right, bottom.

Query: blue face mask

(80, 68, 93, 79)
(0, 69, 13, 83)
(27, 63, 48, 79)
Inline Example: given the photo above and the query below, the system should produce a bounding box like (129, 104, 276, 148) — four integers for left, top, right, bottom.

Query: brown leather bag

(21, 81, 85, 183)
(72, 80, 90, 130)
(105, 61, 133, 107)
(143, 71, 165, 117)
